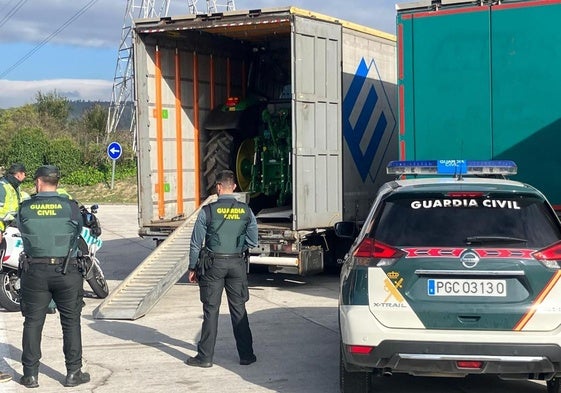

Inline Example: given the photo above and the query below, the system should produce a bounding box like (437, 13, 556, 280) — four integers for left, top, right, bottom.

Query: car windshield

(372, 192, 561, 248)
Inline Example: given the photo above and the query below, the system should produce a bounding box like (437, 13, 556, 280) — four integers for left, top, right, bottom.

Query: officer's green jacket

(17, 191, 83, 258)
(0, 175, 23, 232)
(189, 195, 258, 269)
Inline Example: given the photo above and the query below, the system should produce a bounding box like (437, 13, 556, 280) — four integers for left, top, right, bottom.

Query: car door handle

(458, 315, 481, 324)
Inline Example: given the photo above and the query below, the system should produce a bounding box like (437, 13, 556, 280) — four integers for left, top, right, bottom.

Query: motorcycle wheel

(87, 262, 109, 299)
(0, 271, 21, 312)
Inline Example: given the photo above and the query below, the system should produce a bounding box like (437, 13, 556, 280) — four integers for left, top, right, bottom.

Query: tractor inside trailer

(202, 34, 293, 215)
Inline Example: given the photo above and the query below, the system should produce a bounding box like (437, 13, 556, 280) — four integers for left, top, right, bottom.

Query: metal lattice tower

(188, 0, 236, 14)
(105, 0, 171, 142)
(106, 0, 236, 143)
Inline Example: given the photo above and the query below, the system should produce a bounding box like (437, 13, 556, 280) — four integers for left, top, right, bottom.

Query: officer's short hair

(34, 165, 61, 185)
(7, 163, 26, 175)
(216, 170, 235, 187)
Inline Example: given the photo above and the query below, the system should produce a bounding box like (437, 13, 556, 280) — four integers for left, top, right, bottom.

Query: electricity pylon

(105, 1, 171, 144)
(188, 0, 236, 13)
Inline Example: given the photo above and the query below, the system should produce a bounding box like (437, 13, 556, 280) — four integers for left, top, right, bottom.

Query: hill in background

(69, 100, 134, 130)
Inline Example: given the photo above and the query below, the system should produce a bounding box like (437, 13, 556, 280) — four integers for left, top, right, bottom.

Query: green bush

(105, 159, 137, 181)
(114, 162, 137, 180)
(64, 167, 105, 186)
(2, 127, 49, 171)
(82, 142, 109, 167)
(45, 137, 83, 176)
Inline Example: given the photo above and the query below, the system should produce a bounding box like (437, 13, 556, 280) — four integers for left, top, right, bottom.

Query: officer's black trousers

(20, 264, 84, 377)
(197, 256, 254, 362)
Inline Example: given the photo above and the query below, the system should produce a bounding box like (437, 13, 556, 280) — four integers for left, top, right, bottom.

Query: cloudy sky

(0, 0, 398, 109)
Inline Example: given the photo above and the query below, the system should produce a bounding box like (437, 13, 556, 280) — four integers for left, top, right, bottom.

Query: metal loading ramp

(93, 195, 217, 320)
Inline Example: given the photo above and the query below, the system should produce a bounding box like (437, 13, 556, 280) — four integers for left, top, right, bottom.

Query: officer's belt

(28, 257, 76, 265)
(211, 252, 245, 258)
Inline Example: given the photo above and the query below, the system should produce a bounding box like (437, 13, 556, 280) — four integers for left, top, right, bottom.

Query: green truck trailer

(397, 0, 561, 208)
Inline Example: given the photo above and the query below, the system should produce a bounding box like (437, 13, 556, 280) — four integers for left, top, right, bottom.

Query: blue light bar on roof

(386, 160, 517, 175)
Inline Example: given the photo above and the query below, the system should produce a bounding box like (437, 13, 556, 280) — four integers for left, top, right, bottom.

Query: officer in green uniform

(186, 170, 258, 368)
(17, 165, 90, 388)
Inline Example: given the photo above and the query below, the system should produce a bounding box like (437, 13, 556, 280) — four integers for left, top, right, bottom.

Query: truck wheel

(0, 271, 21, 312)
(547, 378, 560, 393)
(340, 345, 371, 393)
(203, 130, 236, 194)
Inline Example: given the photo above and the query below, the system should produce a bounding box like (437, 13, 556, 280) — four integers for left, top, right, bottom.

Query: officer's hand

(0, 232, 3, 245)
(188, 270, 198, 283)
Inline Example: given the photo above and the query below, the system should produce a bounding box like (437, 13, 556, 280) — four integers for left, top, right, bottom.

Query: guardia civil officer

(0, 163, 27, 245)
(186, 169, 258, 368)
(17, 165, 90, 388)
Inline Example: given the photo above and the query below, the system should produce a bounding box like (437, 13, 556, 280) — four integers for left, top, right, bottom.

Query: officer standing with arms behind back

(17, 165, 90, 388)
(186, 169, 258, 368)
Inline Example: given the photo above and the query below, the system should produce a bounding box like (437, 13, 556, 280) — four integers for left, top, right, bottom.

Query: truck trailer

(397, 0, 561, 208)
(133, 7, 397, 275)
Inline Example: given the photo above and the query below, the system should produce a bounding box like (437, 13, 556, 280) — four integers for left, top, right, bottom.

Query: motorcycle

(0, 204, 109, 312)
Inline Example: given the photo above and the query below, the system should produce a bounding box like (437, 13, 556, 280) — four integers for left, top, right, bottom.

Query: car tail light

(346, 345, 374, 355)
(225, 97, 240, 107)
(456, 360, 483, 369)
(353, 238, 405, 267)
(533, 240, 561, 269)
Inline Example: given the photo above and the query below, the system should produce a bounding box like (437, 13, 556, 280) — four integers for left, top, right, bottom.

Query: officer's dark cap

(33, 165, 61, 180)
(7, 163, 26, 174)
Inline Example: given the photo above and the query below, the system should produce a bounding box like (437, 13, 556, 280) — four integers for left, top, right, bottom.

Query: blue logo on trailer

(343, 58, 396, 182)
(107, 142, 122, 160)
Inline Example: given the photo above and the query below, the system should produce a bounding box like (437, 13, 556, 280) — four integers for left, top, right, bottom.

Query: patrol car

(336, 160, 561, 393)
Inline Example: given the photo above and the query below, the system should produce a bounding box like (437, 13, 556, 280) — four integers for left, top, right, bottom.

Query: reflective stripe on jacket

(0, 178, 22, 232)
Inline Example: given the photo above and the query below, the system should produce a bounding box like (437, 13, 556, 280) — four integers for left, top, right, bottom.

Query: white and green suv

(337, 160, 561, 393)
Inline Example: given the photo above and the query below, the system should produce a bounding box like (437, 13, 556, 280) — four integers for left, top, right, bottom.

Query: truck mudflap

(139, 226, 178, 238)
(250, 247, 323, 276)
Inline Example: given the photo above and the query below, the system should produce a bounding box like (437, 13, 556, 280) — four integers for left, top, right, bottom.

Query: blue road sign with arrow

(107, 142, 122, 160)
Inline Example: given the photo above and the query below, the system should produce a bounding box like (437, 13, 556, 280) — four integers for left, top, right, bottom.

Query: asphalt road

(0, 204, 551, 392)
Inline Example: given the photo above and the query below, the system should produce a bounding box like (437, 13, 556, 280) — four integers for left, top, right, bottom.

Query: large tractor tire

(203, 130, 237, 194)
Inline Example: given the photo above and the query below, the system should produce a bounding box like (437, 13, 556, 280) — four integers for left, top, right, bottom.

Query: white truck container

(133, 7, 397, 275)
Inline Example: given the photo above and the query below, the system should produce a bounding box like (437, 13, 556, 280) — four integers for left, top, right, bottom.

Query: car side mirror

(334, 221, 358, 239)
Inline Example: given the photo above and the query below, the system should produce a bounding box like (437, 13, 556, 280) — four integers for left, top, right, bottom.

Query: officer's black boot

(64, 370, 90, 387)
(20, 375, 39, 388)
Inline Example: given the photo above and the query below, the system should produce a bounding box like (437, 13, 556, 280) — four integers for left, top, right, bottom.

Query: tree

(34, 91, 71, 136)
(0, 100, 137, 186)
(0, 105, 41, 141)
(80, 104, 108, 144)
